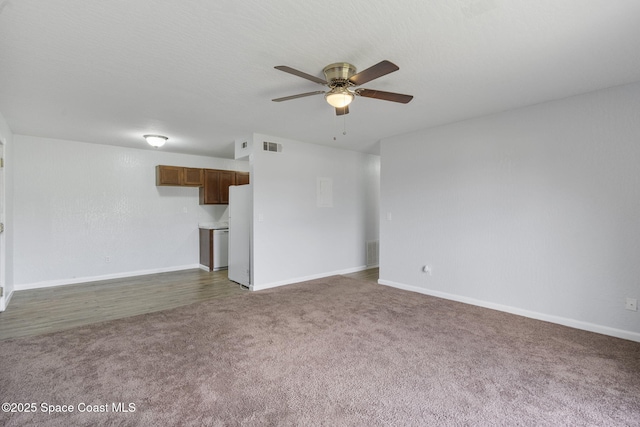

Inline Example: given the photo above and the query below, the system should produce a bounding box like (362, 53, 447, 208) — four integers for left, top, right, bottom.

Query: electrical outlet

(105, 256, 111, 263)
(625, 298, 637, 311)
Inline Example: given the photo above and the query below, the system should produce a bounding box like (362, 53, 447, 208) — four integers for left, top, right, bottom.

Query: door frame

(0, 139, 5, 311)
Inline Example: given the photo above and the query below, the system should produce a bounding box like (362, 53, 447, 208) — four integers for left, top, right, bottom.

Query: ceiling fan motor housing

(323, 63, 357, 87)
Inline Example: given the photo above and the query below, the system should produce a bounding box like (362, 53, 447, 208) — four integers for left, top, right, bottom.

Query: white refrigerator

(228, 184, 252, 287)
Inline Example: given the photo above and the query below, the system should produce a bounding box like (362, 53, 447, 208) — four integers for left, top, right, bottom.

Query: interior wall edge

(0, 290, 13, 311)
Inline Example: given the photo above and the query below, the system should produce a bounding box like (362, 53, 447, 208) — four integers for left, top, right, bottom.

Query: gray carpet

(1, 276, 639, 426)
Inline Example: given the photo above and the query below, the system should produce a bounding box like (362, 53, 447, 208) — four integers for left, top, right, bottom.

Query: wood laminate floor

(0, 268, 379, 341)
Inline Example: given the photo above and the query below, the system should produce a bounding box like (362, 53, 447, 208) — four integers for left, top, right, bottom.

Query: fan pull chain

(333, 112, 347, 140)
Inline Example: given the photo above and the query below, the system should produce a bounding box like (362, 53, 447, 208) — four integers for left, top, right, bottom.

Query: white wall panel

(13, 136, 248, 288)
(380, 82, 640, 340)
(251, 134, 379, 289)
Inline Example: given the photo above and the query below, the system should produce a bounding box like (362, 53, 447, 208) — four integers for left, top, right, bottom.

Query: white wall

(380, 82, 640, 342)
(250, 133, 379, 290)
(0, 112, 14, 310)
(13, 135, 248, 289)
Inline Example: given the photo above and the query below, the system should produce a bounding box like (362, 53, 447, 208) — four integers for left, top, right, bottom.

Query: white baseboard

(199, 264, 228, 272)
(378, 279, 640, 343)
(14, 264, 201, 291)
(0, 289, 11, 312)
(251, 265, 369, 291)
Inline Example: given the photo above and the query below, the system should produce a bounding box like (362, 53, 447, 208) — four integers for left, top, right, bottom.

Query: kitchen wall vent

(366, 240, 379, 267)
(263, 141, 282, 152)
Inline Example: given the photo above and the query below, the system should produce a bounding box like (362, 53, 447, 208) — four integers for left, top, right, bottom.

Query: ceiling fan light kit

(273, 60, 413, 115)
(325, 87, 354, 108)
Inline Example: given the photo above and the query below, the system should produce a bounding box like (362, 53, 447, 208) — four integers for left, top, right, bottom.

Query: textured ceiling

(1, 0, 640, 158)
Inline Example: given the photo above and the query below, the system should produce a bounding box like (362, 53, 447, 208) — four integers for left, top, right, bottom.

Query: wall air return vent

(366, 240, 379, 267)
(263, 141, 282, 152)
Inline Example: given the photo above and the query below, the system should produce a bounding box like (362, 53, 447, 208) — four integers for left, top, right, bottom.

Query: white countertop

(198, 221, 229, 230)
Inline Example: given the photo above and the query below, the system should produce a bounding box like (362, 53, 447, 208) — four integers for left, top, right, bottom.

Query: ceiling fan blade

(335, 106, 349, 116)
(274, 66, 327, 85)
(272, 91, 325, 102)
(348, 60, 399, 86)
(356, 89, 413, 104)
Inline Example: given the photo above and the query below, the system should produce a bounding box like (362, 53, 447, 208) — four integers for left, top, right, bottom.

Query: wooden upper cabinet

(199, 169, 236, 204)
(156, 165, 203, 186)
(219, 170, 236, 204)
(156, 165, 182, 186)
(157, 165, 244, 203)
(235, 171, 250, 186)
(200, 169, 220, 203)
(182, 168, 204, 186)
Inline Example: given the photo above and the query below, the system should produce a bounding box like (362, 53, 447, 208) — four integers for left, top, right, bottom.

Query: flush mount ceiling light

(144, 134, 168, 148)
(325, 86, 354, 108)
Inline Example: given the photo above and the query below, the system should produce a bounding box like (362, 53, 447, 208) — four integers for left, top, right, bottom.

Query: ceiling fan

(272, 60, 413, 116)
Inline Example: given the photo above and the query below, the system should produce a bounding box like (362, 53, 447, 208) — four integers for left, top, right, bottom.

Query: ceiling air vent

(263, 141, 282, 153)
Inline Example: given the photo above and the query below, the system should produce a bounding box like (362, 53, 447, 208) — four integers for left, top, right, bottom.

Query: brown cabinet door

(183, 168, 204, 186)
(156, 165, 182, 186)
(200, 169, 221, 204)
(235, 171, 250, 186)
(219, 170, 236, 204)
(199, 169, 237, 204)
(199, 229, 213, 270)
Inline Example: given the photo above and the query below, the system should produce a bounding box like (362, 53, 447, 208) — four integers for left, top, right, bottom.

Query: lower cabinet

(199, 229, 213, 271)
(199, 228, 229, 271)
